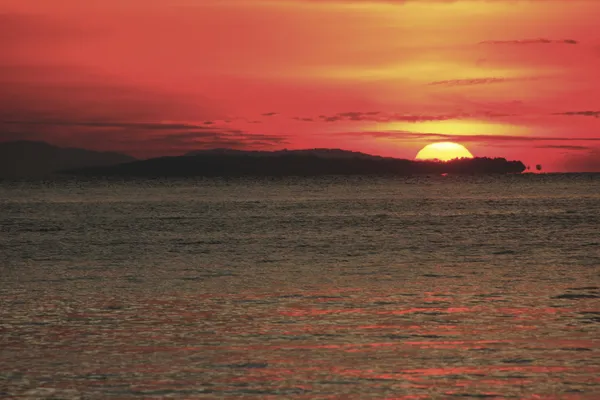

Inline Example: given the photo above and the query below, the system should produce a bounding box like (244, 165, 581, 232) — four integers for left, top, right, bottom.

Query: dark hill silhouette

(63, 148, 526, 177)
(0, 141, 136, 178)
(185, 148, 384, 159)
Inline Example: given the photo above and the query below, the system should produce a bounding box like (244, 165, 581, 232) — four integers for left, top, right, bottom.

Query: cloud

(429, 78, 507, 86)
(2, 120, 215, 131)
(553, 111, 600, 118)
(535, 145, 592, 150)
(428, 77, 540, 86)
(261, 112, 279, 117)
(310, 110, 518, 123)
(479, 38, 578, 45)
(317, 112, 460, 123)
(0, 62, 236, 157)
(143, 130, 288, 150)
(0, 65, 286, 157)
(0, 122, 288, 158)
(335, 130, 600, 144)
(296, 106, 600, 125)
(143, 139, 281, 154)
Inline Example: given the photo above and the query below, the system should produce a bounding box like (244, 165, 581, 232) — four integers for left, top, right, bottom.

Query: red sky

(2, 0, 600, 171)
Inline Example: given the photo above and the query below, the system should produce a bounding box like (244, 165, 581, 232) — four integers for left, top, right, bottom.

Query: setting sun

(415, 142, 474, 161)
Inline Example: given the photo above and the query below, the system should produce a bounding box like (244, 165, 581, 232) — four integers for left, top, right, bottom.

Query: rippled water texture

(1, 175, 599, 399)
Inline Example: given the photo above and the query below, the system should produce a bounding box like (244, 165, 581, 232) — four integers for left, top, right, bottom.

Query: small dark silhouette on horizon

(62, 147, 527, 177)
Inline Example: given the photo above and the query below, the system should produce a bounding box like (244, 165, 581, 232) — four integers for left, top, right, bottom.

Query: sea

(1, 174, 599, 399)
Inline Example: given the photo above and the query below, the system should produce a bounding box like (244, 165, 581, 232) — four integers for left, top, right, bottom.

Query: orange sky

(2, 0, 600, 171)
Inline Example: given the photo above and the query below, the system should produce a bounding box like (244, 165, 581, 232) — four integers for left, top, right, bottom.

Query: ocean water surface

(1, 174, 599, 399)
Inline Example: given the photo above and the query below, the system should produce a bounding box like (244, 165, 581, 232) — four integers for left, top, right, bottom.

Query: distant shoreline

(62, 151, 527, 177)
(5, 141, 597, 178)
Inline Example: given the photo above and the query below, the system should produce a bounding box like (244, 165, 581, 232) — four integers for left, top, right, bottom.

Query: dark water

(1, 174, 599, 399)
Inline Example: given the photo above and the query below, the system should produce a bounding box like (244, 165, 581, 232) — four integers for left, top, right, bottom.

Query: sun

(415, 142, 474, 161)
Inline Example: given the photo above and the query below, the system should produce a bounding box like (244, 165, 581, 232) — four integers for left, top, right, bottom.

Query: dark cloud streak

(2, 120, 215, 131)
(479, 38, 578, 45)
(535, 145, 591, 150)
(428, 77, 541, 87)
(310, 110, 517, 123)
(553, 111, 600, 118)
(335, 130, 600, 144)
(318, 112, 458, 123)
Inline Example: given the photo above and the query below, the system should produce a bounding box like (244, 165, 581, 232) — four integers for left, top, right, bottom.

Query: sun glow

(415, 142, 474, 161)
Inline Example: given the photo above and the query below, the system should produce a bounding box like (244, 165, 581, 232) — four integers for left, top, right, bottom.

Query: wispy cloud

(553, 111, 600, 118)
(0, 118, 288, 157)
(335, 130, 600, 144)
(535, 145, 591, 150)
(2, 120, 214, 131)
(291, 107, 600, 125)
(304, 110, 516, 123)
(143, 130, 288, 150)
(317, 112, 458, 123)
(480, 38, 578, 45)
(428, 77, 540, 86)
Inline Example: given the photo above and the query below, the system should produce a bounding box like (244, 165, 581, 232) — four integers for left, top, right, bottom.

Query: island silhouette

(0, 141, 135, 179)
(61, 147, 526, 177)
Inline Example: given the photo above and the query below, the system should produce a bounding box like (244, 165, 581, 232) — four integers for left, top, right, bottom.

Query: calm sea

(1, 175, 599, 399)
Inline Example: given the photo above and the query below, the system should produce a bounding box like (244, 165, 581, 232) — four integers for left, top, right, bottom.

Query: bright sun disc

(415, 142, 474, 161)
